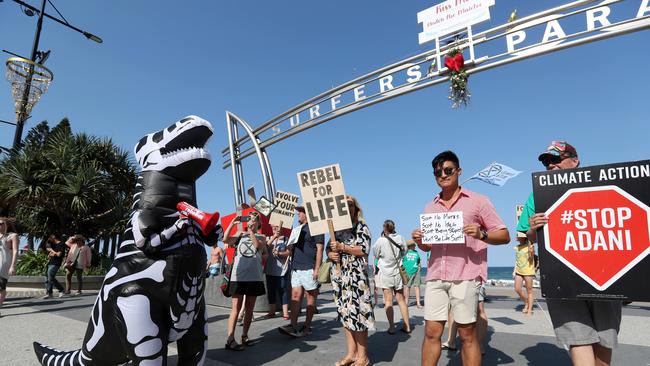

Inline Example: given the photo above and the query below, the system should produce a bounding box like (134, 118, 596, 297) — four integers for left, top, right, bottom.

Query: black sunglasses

(541, 155, 564, 167)
(434, 167, 456, 177)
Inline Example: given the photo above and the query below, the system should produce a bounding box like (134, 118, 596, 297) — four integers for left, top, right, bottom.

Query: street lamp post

(5, 0, 102, 150)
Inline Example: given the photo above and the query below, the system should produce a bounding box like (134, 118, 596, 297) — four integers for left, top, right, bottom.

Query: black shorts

(0, 276, 7, 291)
(228, 281, 265, 297)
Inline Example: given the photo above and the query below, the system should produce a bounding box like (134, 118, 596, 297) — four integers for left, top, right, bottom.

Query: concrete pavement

(2, 286, 649, 365)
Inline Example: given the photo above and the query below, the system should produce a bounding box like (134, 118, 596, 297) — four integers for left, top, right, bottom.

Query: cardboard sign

(420, 212, 465, 244)
(297, 163, 352, 236)
(269, 190, 299, 229)
(516, 204, 527, 238)
(533, 160, 650, 301)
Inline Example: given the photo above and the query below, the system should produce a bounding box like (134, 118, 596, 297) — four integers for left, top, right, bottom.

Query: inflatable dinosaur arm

(131, 214, 189, 252)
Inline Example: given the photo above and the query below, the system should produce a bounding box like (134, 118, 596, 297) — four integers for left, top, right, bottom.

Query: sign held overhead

(297, 163, 351, 236)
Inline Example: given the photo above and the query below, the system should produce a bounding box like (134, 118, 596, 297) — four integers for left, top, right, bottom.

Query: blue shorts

(291, 269, 319, 291)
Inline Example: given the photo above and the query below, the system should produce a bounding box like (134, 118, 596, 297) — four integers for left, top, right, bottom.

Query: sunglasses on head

(433, 167, 456, 177)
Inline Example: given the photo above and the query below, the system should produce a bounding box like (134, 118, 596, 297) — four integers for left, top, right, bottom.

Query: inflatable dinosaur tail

(33, 342, 92, 366)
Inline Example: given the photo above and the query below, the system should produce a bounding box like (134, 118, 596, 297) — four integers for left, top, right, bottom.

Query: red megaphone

(176, 201, 220, 235)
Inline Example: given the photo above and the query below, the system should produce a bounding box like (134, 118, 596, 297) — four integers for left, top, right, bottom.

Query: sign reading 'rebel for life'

(297, 164, 352, 236)
(533, 160, 650, 301)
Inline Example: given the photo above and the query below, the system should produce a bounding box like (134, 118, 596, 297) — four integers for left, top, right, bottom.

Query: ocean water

(418, 266, 515, 281)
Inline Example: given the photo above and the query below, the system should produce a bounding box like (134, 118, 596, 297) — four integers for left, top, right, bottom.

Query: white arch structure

(223, 0, 650, 207)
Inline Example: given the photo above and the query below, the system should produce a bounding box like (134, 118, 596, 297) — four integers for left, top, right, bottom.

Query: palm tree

(0, 119, 137, 246)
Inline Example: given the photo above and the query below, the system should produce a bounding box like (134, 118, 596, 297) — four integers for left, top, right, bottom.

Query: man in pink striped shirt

(412, 150, 510, 366)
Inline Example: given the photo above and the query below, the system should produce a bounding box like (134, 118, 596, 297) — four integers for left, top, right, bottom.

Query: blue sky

(1, 0, 648, 266)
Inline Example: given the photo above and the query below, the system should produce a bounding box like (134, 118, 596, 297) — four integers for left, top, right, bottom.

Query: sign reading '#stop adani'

(533, 160, 650, 301)
(297, 164, 352, 236)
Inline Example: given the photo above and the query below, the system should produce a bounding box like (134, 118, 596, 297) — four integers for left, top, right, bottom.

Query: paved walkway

(2, 286, 649, 365)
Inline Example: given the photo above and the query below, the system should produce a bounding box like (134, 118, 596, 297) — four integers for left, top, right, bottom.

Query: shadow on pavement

(520, 342, 571, 365)
(206, 318, 339, 366)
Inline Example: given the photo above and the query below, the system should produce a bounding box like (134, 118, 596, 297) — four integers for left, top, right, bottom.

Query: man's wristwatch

(480, 229, 488, 241)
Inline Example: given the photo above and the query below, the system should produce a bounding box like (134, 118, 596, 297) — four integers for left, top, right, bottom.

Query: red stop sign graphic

(544, 186, 650, 291)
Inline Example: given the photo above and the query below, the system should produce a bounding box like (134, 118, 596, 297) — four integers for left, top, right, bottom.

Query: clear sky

(1, 0, 648, 266)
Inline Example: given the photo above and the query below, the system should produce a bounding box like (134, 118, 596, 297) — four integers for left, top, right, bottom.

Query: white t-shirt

(373, 233, 407, 277)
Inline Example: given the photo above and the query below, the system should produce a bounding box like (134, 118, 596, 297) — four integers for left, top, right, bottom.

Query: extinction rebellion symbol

(543, 185, 650, 291)
(478, 163, 502, 179)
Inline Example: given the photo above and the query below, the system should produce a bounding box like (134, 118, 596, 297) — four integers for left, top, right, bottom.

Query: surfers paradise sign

(222, 0, 650, 169)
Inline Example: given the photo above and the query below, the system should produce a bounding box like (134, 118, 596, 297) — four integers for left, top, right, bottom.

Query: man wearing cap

(518, 140, 622, 366)
(412, 150, 510, 366)
(279, 205, 324, 337)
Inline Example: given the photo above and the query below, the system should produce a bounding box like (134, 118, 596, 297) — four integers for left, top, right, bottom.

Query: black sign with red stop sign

(533, 160, 650, 300)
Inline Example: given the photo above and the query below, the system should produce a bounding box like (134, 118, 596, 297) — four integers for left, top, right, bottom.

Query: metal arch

(222, 0, 650, 168)
(225, 111, 276, 207)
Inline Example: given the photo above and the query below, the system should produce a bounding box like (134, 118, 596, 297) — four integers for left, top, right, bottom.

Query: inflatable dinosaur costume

(34, 115, 222, 366)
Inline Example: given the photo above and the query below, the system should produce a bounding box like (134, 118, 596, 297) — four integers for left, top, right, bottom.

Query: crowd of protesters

(211, 143, 622, 366)
(1, 142, 622, 366)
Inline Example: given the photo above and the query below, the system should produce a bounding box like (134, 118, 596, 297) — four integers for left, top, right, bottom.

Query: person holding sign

(265, 225, 291, 320)
(279, 206, 324, 338)
(373, 219, 411, 334)
(518, 141, 622, 366)
(223, 212, 267, 351)
(412, 150, 510, 366)
(327, 196, 375, 366)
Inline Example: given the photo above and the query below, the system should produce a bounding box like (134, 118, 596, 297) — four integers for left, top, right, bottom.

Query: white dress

(0, 233, 16, 280)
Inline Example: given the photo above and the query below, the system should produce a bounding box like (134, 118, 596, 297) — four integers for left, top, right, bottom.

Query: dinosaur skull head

(134, 115, 213, 182)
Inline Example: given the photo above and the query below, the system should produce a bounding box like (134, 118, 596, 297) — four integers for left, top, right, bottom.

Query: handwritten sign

(297, 163, 351, 236)
(420, 212, 465, 244)
(269, 190, 300, 229)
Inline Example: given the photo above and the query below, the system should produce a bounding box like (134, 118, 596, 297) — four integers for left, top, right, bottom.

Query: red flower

(444, 52, 465, 72)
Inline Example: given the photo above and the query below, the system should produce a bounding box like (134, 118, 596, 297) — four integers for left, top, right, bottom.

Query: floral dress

(330, 222, 375, 331)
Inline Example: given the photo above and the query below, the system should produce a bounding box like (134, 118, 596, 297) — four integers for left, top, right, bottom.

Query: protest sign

(297, 163, 351, 236)
(269, 190, 300, 229)
(534, 159, 650, 301)
(254, 196, 275, 217)
(516, 204, 526, 238)
(420, 212, 465, 244)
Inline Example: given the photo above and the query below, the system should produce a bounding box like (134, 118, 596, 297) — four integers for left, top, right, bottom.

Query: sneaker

(40, 294, 53, 300)
(74, 291, 82, 296)
(58, 292, 66, 298)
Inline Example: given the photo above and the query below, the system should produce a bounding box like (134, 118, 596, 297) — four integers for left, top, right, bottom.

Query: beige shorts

(424, 279, 479, 324)
(375, 271, 403, 290)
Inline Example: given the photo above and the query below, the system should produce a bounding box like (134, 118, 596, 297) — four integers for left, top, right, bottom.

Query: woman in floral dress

(328, 196, 375, 366)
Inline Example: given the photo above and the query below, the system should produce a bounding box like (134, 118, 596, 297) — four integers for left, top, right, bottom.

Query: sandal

(441, 343, 457, 351)
(225, 338, 244, 351)
(241, 335, 255, 346)
(335, 356, 356, 366)
(354, 357, 371, 366)
(387, 328, 396, 335)
(400, 325, 412, 334)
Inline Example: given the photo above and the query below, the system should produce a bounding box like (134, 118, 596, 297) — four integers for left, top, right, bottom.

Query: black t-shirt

(291, 225, 324, 271)
(46, 241, 66, 266)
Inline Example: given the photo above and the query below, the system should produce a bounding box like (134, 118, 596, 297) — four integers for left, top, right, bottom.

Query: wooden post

(327, 219, 341, 272)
